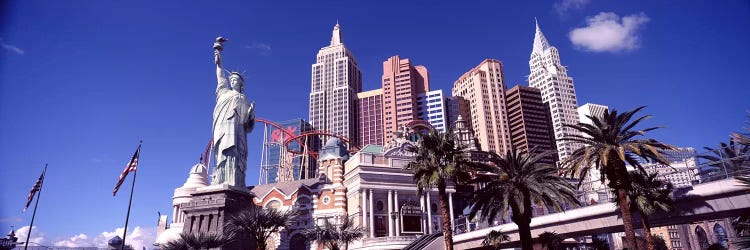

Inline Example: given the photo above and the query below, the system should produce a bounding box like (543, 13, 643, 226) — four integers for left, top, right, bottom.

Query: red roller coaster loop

(283, 131, 361, 155)
(256, 118, 317, 160)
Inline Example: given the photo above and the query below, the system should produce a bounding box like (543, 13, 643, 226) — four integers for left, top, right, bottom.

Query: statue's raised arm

(214, 37, 229, 95)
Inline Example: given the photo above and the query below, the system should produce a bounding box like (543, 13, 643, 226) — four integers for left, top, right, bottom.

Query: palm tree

(161, 232, 228, 250)
(405, 129, 474, 250)
(469, 149, 580, 250)
(591, 237, 611, 250)
(301, 215, 364, 250)
(482, 230, 510, 250)
(224, 206, 299, 250)
(561, 106, 675, 249)
(537, 231, 562, 250)
(707, 243, 728, 250)
(614, 171, 673, 250)
(730, 116, 750, 250)
(698, 140, 750, 181)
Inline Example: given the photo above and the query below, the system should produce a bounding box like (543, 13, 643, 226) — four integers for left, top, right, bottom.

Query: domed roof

(324, 137, 342, 147)
(108, 235, 123, 246)
(182, 163, 209, 188)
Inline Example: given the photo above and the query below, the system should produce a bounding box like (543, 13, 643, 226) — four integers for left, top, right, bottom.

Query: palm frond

(482, 230, 510, 249)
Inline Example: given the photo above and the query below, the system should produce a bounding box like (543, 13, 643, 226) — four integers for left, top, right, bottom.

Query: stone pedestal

(180, 184, 255, 249)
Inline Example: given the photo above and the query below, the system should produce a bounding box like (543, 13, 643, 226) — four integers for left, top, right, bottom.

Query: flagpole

(121, 141, 141, 250)
(24, 164, 47, 250)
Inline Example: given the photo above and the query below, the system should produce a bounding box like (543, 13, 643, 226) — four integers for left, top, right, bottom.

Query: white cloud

(15, 225, 155, 249)
(246, 42, 272, 56)
(16, 226, 46, 246)
(554, 0, 590, 16)
(569, 12, 650, 53)
(0, 38, 25, 55)
(53, 234, 90, 248)
(92, 226, 156, 250)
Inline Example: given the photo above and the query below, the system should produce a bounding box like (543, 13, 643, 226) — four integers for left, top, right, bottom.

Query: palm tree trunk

(517, 218, 534, 250)
(618, 188, 638, 250)
(255, 233, 266, 250)
(437, 182, 454, 250)
(516, 194, 534, 250)
(642, 214, 654, 250)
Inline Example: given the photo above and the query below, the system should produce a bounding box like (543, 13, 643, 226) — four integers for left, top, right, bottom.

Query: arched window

(295, 197, 311, 209)
(714, 224, 728, 248)
(265, 200, 281, 209)
(695, 225, 709, 249)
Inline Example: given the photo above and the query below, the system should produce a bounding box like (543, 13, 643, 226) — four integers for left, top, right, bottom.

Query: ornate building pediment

(383, 142, 416, 158)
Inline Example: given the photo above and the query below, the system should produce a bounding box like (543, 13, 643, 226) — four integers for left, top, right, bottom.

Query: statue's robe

(212, 78, 254, 187)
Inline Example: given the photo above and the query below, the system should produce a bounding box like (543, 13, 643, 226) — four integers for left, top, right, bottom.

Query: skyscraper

(528, 20, 580, 161)
(415, 90, 447, 132)
(505, 85, 557, 164)
(357, 89, 384, 147)
(445, 96, 471, 130)
(578, 103, 608, 126)
(577, 103, 609, 203)
(452, 59, 511, 154)
(310, 23, 362, 146)
(382, 55, 429, 142)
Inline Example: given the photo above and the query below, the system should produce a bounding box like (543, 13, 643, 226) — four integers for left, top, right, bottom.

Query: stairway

(402, 232, 443, 250)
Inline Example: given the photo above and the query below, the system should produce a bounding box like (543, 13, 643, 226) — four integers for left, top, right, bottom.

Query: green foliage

(224, 205, 299, 250)
(561, 106, 676, 190)
(707, 243, 728, 250)
(537, 231, 562, 250)
(560, 106, 674, 250)
(161, 231, 228, 250)
(733, 211, 750, 248)
(614, 171, 674, 216)
(591, 237, 611, 250)
(469, 149, 580, 223)
(469, 149, 579, 250)
(650, 235, 668, 250)
(405, 129, 473, 195)
(481, 230, 510, 250)
(405, 128, 475, 250)
(698, 140, 750, 181)
(301, 216, 364, 250)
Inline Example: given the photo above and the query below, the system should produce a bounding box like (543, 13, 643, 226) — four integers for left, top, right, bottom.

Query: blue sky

(1, 0, 748, 248)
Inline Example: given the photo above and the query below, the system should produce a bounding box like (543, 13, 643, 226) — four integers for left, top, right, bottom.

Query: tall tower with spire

(309, 23, 363, 146)
(528, 20, 580, 161)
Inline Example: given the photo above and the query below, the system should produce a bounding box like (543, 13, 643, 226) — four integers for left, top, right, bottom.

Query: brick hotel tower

(381, 55, 429, 142)
(506, 85, 557, 164)
(309, 23, 362, 146)
(357, 89, 384, 147)
(452, 59, 511, 155)
(528, 20, 580, 161)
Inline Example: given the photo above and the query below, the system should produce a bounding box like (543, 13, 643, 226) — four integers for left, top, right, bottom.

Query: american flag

(24, 166, 47, 212)
(113, 144, 141, 196)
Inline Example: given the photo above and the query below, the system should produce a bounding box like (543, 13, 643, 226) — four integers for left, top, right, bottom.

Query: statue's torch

(214, 36, 227, 65)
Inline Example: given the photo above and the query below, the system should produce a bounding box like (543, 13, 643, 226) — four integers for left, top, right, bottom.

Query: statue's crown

(230, 71, 245, 81)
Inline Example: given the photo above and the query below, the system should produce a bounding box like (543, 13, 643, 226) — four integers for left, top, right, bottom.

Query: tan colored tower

(382, 55, 429, 142)
(452, 59, 511, 155)
(309, 23, 362, 146)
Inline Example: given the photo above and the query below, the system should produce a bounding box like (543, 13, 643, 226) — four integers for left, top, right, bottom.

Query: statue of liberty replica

(171, 38, 256, 250)
(212, 37, 255, 188)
